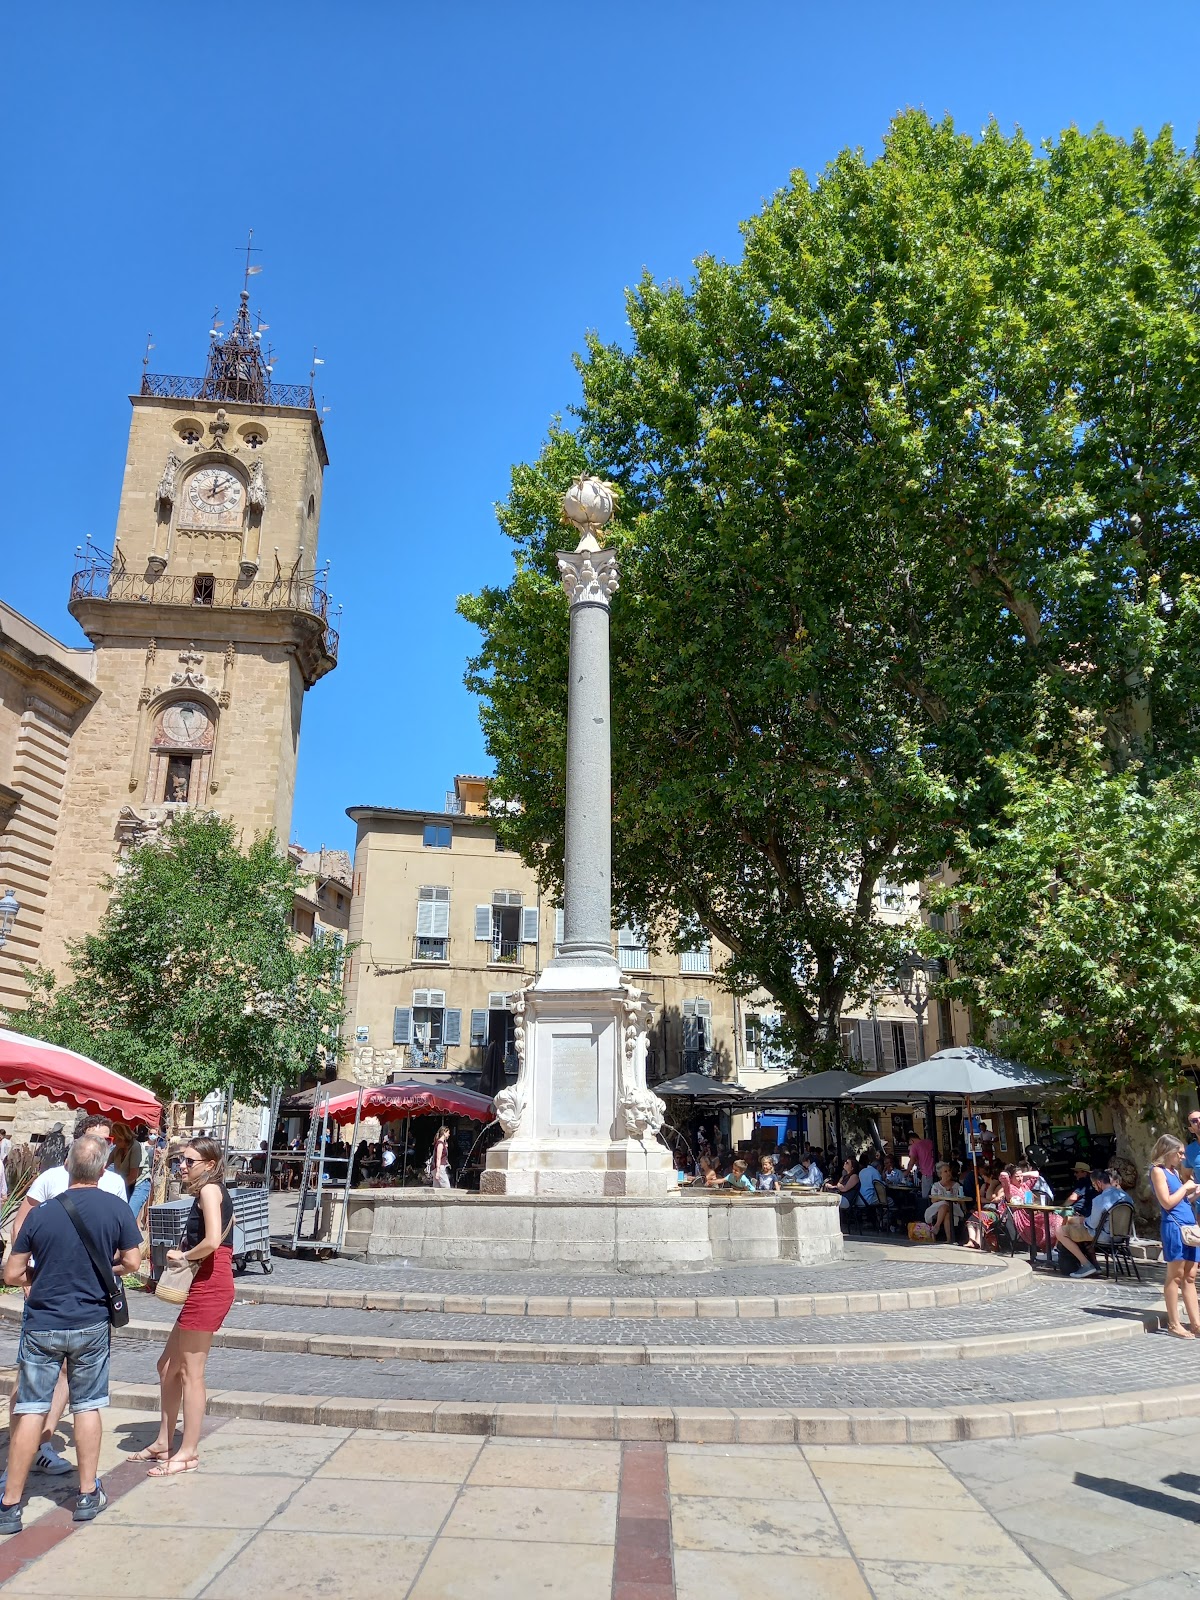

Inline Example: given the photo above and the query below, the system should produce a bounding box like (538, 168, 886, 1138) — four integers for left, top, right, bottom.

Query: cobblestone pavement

(0, 1410, 1196, 1599)
(122, 1273, 1162, 1345)
(1, 1323, 1190, 1408)
(251, 1243, 1005, 1299)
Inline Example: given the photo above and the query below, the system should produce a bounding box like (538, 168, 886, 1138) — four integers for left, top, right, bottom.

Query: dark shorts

(14, 1322, 111, 1415)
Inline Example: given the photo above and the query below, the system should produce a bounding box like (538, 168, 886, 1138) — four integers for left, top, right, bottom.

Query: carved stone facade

(3, 314, 338, 1002)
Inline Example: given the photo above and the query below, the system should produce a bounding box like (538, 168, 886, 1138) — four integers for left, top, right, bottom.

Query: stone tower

(40, 291, 338, 973)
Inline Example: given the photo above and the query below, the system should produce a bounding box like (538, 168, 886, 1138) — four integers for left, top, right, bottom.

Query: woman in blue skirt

(1149, 1134, 1200, 1338)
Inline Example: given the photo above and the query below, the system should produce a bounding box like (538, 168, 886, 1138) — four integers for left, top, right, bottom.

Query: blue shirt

(1185, 1140, 1200, 1178)
(858, 1164, 882, 1204)
(1085, 1186, 1131, 1243)
(14, 1188, 142, 1332)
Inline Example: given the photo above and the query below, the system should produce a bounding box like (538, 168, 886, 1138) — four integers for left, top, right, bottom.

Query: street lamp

(0, 889, 19, 950)
(896, 953, 940, 1061)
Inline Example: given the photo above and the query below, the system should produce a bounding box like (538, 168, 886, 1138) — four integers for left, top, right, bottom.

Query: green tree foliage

(7, 811, 347, 1105)
(925, 736, 1200, 1159)
(460, 112, 1200, 1067)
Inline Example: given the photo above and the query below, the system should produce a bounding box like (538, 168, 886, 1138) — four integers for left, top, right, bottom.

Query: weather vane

(238, 227, 262, 291)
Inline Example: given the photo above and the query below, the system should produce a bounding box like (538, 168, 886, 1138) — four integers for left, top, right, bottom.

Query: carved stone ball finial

(562, 475, 615, 550)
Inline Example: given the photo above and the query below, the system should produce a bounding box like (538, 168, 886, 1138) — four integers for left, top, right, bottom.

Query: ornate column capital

(556, 546, 620, 609)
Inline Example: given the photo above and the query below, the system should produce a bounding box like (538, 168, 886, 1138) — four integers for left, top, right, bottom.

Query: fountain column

(482, 476, 676, 1197)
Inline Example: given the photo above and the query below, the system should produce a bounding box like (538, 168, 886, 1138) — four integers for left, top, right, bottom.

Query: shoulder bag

(57, 1192, 130, 1328)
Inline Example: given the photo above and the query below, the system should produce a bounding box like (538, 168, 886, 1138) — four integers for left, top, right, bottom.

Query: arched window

(146, 700, 216, 806)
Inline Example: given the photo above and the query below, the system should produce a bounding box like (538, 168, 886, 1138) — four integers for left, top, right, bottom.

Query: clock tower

(39, 291, 339, 973)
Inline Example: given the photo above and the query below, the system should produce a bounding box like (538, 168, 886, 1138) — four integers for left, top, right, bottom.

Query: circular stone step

(234, 1245, 1032, 1319)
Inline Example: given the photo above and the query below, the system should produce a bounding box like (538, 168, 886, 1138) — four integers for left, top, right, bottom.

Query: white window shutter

(413, 989, 430, 1009)
(521, 905, 539, 944)
(443, 1008, 462, 1046)
(393, 1007, 411, 1045)
(683, 1013, 698, 1050)
(416, 897, 435, 937)
(431, 898, 450, 938)
(856, 1019, 877, 1068)
(903, 1021, 920, 1064)
(880, 1023, 897, 1071)
(487, 991, 510, 1010)
(554, 908, 564, 948)
(469, 1009, 488, 1046)
(429, 989, 446, 1010)
(474, 905, 492, 941)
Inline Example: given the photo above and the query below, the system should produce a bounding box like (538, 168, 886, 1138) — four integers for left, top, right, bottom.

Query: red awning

(322, 1080, 494, 1126)
(0, 1028, 162, 1129)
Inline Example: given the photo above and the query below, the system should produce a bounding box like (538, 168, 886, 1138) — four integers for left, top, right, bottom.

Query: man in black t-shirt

(0, 1135, 142, 1532)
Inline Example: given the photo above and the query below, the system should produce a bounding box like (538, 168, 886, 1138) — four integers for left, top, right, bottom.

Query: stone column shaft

(560, 599, 613, 961)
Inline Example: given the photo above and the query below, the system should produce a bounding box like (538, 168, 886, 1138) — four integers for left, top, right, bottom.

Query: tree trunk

(1109, 1093, 1171, 1222)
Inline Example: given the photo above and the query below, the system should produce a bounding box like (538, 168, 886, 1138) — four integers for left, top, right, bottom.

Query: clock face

(186, 468, 244, 518)
(158, 702, 213, 749)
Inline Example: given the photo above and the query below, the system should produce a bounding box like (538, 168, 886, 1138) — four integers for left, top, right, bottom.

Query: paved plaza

(0, 1410, 1197, 1598)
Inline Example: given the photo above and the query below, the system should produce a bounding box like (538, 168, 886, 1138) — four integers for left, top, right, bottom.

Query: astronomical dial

(159, 702, 210, 748)
(186, 467, 244, 517)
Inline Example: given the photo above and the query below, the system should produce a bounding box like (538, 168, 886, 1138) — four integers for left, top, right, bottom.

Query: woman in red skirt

(133, 1138, 235, 1476)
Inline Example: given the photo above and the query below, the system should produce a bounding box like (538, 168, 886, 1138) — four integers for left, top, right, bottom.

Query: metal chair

(1095, 1200, 1140, 1281)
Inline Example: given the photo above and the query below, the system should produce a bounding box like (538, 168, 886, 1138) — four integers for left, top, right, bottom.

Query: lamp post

(0, 889, 19, 950)
(896, 954, 939, 1062)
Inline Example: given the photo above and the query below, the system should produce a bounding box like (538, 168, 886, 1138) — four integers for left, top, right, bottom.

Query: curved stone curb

(57, 1373, 1200, 1445)
(225, 1255, 1033, 1320)
(82, 1311, 1148, 1367)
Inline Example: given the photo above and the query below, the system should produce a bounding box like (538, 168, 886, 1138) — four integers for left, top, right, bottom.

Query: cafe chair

(1094, 1200, 1140, 1281)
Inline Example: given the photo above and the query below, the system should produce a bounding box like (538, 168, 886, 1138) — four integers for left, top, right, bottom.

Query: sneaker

(73, 1480, 107, 1523)
(1071, 1263, 1099, 1278)
(34, 1444, 72, 1477)
(0, 1501, 22, 1536)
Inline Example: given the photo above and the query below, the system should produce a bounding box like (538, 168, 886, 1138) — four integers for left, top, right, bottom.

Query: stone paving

(0, 1409, 1196, 1599)
(1, 1323, 1190, 1409)
(121, 1273, 1160, 1346)
(253, 1244, 1006, 1298)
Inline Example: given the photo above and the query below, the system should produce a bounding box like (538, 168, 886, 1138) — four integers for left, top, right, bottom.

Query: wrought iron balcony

(408, 1044, 446, 1073)
(70, 562, 339, 665)
(140, 372, 316, 411)
(489, 938, 523, 967)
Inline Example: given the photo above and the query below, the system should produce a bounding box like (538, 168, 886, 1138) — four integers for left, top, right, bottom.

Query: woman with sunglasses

(133, 1139, 234, 1475)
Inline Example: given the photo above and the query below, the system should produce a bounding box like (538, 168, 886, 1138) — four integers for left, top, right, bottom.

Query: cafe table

(1008, 1200, 1068, 1267)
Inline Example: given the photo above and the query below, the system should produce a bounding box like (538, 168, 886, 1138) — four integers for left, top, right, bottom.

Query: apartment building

(342, 776, 772, 1091)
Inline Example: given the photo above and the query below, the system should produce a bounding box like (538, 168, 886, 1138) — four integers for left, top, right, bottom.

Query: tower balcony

(69, 562, 339, 686)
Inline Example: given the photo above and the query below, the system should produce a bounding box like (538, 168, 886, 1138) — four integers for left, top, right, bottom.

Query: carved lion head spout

(620, 1087, 666, 1143)
(493, 1086, 526, 1138)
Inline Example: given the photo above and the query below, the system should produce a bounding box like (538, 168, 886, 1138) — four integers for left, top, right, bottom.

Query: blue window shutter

(443, 1008, 462, 1046)
(474, 904, 492, 941)
(393, 1007, 411, 1045)
(521, 905, 539, 944)
(469, 1009, 488, 1047)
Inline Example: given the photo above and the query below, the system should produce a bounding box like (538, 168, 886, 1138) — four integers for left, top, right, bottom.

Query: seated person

(248, 1140, 269, 1176)
(925, 1162, 966, 1242)
(699, 1156, 721, 1188)
(825, 1158, 861, 1209)
(756, 1155, 780, 1192)
(857, 1153, 883, 1207)
(784, 1154, 824, 1188)
(1065, 1161, 1099, 1216)
(882, 1157, 912, 1186)
(725, 1159, 754, 1192)
(1056, 1169, 1132, 1278)
(1023, 1162, 1055, 1202)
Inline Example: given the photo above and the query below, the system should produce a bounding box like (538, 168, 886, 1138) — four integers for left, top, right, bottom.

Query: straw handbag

(155, 1210, 234, 1304)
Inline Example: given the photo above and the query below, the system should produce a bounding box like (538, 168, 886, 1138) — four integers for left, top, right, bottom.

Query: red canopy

(0, 1028, 162, 1129)
(322, 1080, 494, 1126)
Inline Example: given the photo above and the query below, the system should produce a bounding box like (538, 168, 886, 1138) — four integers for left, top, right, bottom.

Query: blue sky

(3, 3, 1198, 854)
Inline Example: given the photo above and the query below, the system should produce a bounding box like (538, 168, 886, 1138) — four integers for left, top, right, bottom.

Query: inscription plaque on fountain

(550, 1037, 598, 1126)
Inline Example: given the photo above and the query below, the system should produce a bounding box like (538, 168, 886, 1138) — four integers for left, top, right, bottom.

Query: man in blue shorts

(0, 1135, 141, 1532)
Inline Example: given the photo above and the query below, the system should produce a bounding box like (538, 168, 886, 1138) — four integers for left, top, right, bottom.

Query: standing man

(0, 1136, 142, 1530)
(4, 1114, 133, 1481)
(1184, 1111, 1200, 1181)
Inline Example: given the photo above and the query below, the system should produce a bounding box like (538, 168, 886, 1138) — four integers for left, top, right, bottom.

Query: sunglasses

(179, 1156, 205, 1168)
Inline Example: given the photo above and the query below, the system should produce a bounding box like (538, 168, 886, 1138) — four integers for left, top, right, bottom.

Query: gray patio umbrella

(843, 1046, 1065, 1206)
(655, 1072, 746, 1098)
(841, 1047, 1064, 1106)
(751, 1069, 871, 1167)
